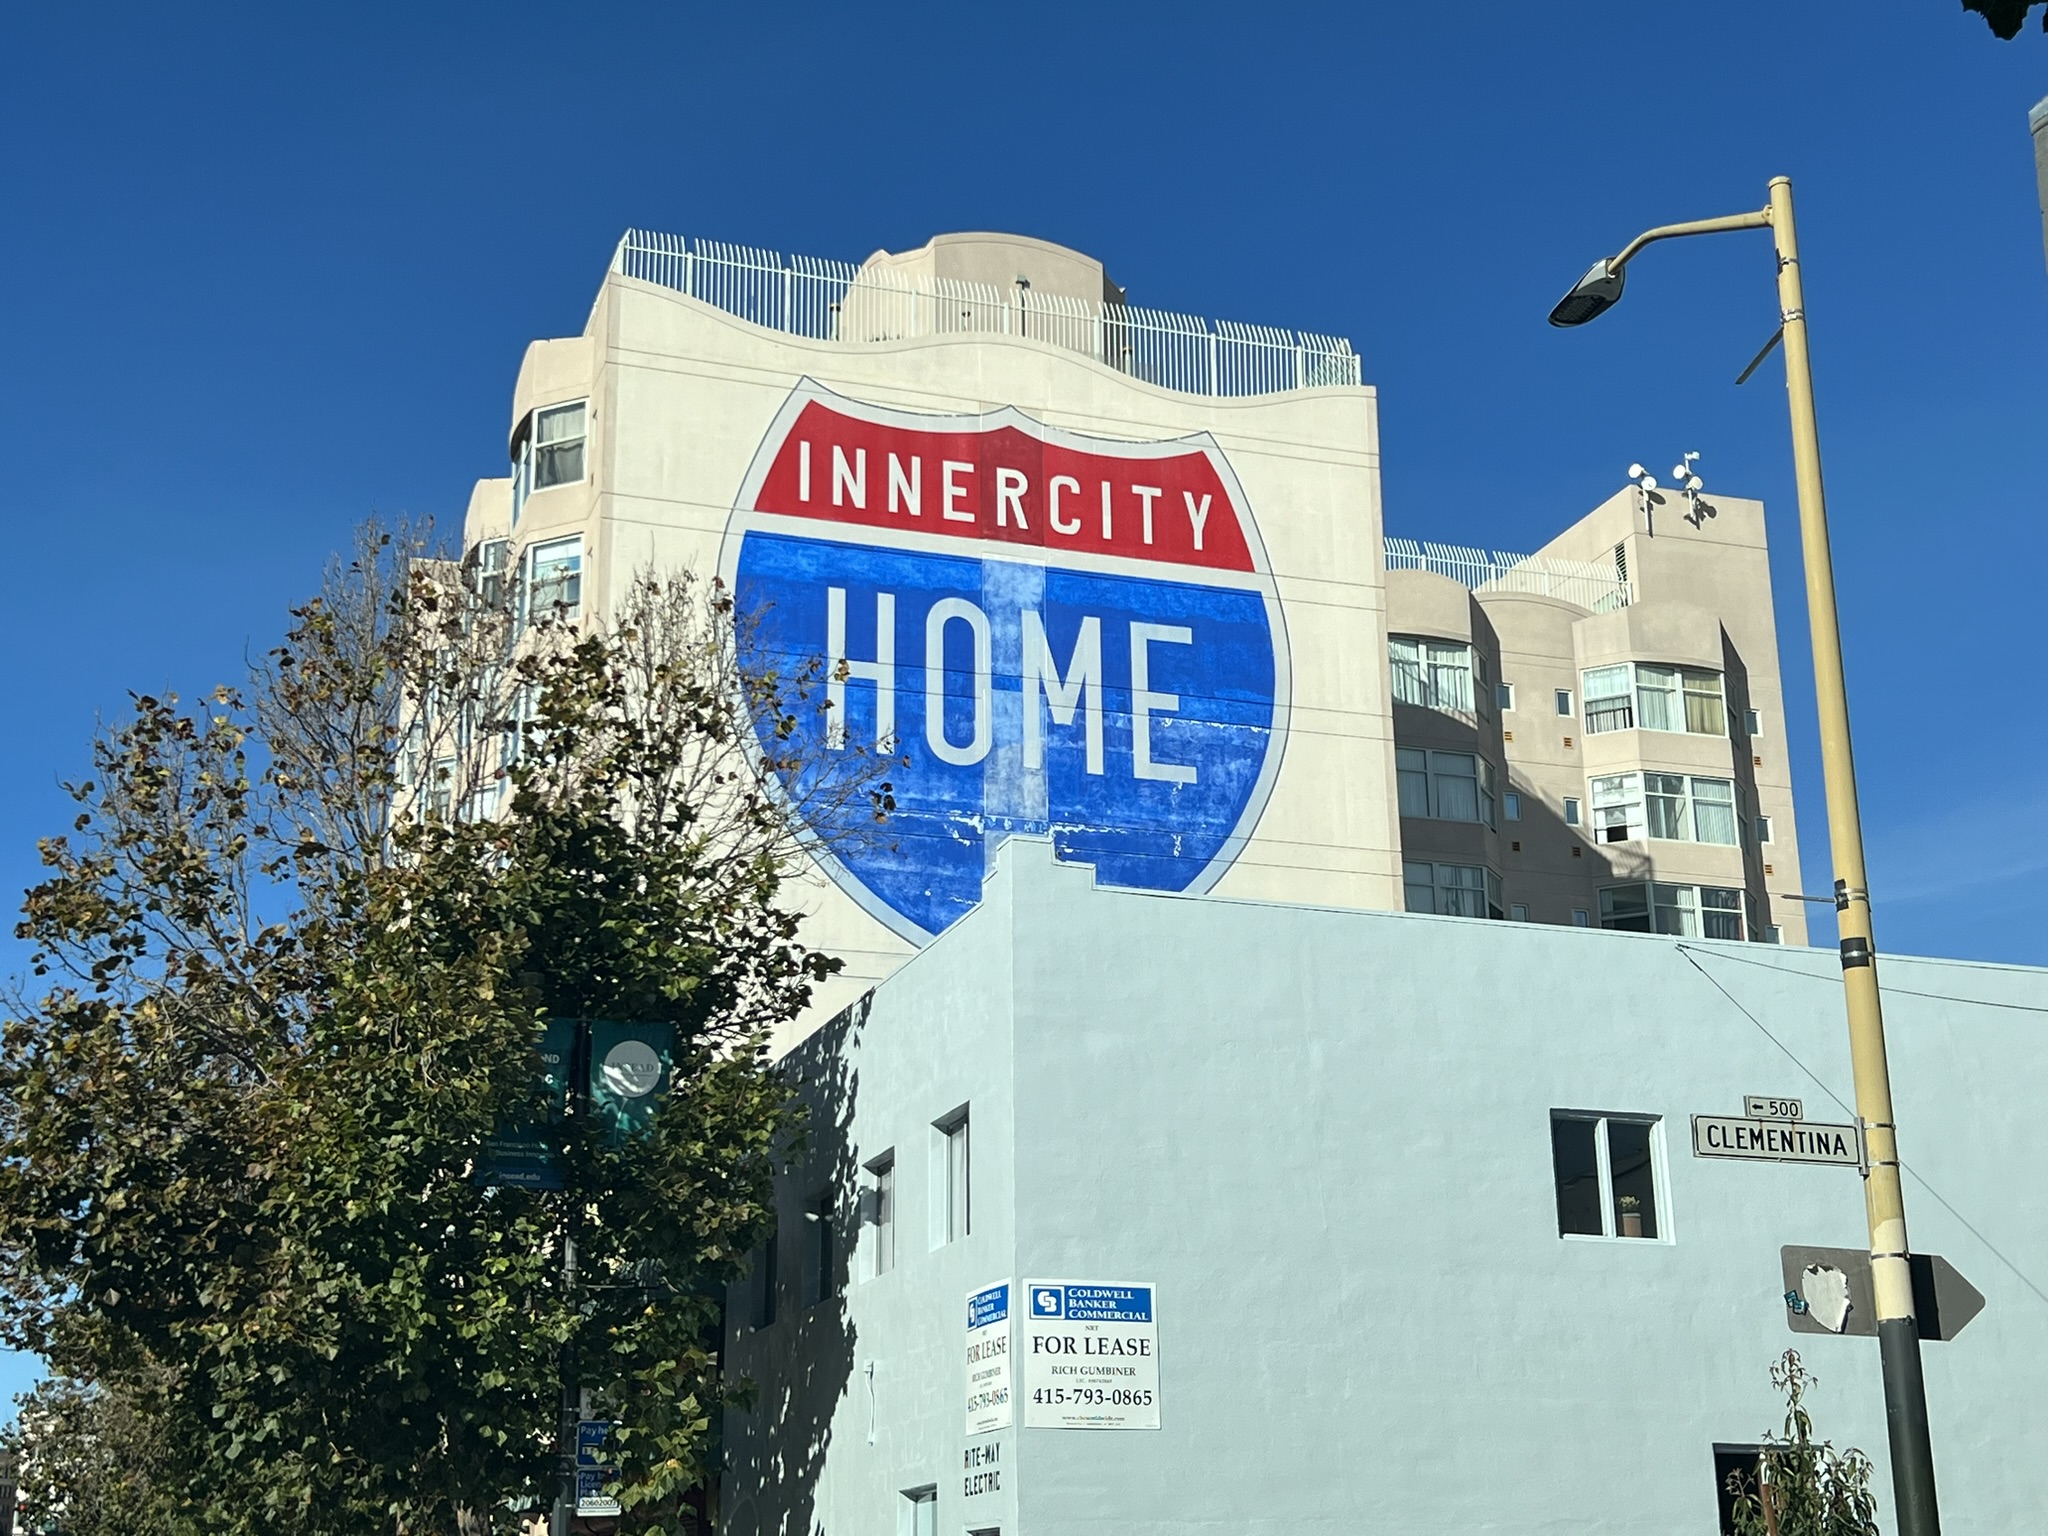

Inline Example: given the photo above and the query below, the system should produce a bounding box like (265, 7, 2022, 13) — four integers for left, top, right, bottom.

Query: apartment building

(459, 228, 1808, 1043)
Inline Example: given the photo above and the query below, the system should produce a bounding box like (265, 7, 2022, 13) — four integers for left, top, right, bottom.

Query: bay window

(511, 398, 589, 525)
(1588, 773, 1738, 845)
(1599, 882, 1746, 939)
(1396, 748, 1495, 826)
(1402, 860, 1504, 919)
(1580, 662, 1727, 737)
(523, 536, 583, 623)
(1390, 636, 1475, 713)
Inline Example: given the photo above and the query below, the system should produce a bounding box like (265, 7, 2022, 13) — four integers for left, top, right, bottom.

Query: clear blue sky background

(2, 2, 2044, 1409)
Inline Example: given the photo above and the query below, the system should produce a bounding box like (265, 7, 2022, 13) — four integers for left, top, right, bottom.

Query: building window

(1764, 924, 1783, 944)
(1402, 860, 1504, 919)
(1571, 908, 1590, 926)
(1395, 748, 1495, 826)
(1563, 796, 1581, 826)
(523, 536, 583, 623)
(1497, 681, 1515, 711)
(749, 1235, 778, 1330)
(1589, 773, 1738, 845)
(1551, 1112, 1663, 1240)
(803, 1191, 836, 1307)
(900, 1486, 938, 1536)
(1744, 707, 1763, 737)
(510, 399, 589, 525)
(1755, 815, 1773, 844)
(863, 1153, 895, 1279)
(934, 1109, 969, 1246)
(1555, 688, 1573, 716)
(1582, 663, 1727, 737)
(1599, 883, 1746, 940)
(1509, 903, 1529, 922)
(1389, 635, 1475, 713)
(1503, 791, 1522, 821)
(468, 538, 510, 609)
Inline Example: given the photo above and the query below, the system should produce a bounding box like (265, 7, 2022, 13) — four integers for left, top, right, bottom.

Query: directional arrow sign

(1779, 1246, 1985, 1342)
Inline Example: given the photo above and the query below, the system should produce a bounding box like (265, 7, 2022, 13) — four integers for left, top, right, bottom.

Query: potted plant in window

(1617, 1194, 1644, 1239)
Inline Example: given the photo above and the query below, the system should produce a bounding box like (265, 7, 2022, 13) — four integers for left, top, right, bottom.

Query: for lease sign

(965, 1282, 1013, 1435)
(1021, 1280, 1159, 1430)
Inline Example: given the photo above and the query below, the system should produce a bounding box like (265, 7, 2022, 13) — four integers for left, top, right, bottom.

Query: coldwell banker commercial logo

(720, 381, 1290, 944)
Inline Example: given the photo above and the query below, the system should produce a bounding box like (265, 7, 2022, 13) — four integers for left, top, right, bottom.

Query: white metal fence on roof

(609, 230, 1361, 397)
(1384, 537, 1633, 613)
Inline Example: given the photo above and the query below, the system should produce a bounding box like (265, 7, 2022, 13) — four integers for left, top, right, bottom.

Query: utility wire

(1677, 946, 2048, 1312)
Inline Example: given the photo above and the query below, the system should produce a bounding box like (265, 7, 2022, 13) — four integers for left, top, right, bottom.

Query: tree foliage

(0, 529, 890, 1534)
(1727, 1350, 1881, 1536)
(1962, 0, 2047, 37)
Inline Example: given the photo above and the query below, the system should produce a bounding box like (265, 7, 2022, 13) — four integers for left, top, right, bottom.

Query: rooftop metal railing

(1384, 537, 1634, 613)
(609, 230, 1362, 398)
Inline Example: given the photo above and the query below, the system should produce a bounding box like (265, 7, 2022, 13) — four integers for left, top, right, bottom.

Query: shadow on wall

(721, 996, 866, 1536)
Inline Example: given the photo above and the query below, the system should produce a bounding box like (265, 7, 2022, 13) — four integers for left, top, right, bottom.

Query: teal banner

(479, 1018, 577, 1188)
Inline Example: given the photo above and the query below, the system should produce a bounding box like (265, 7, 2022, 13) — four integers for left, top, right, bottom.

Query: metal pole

(1767, 174, 1940, 1536)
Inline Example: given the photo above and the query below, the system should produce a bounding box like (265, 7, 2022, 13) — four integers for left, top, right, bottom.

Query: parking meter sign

(723, 382, 1290, 945)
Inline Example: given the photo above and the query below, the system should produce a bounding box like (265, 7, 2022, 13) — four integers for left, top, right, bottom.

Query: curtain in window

(1429, 752, 1480, 822)
(1691, 778, 1738, 845)
(534, 403, 587, 490)
(1651, 883, 1697, 936)
(1645, 773, 1689, 840)
(1635, 665, 1682, 732)
(1684, 670, 1727, 735)
(1396, 748, 1430, 817)
(1424, 641, 1474, 712)
(1437, 863, 1488, 918)
(1389, 638, 1425, 707)
(1590, 773, 1641, 843)
(1582, 665, 1633, 733)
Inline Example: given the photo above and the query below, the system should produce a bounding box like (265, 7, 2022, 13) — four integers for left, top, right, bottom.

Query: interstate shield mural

(720, 381, 1290, 944)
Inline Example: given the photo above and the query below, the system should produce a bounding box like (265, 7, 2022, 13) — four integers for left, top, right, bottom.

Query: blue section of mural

(735, 531, 1279, 940)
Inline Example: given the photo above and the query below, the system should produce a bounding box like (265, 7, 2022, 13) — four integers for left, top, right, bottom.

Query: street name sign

(1691, 1115, 1859, 1166)
(1022, 1280, 1159, 1430)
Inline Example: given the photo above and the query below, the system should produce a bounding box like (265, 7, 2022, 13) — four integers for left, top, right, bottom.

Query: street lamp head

(1548, 257, 1626, 327)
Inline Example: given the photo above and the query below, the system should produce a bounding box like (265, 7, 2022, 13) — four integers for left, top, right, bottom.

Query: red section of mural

(751, 400, 1255, 573)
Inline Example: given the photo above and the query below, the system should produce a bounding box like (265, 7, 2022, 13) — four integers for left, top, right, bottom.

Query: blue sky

(3, 3, 2044, 1408)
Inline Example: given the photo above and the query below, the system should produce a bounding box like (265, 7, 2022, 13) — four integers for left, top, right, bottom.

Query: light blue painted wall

(728, 840, 2048, 1534)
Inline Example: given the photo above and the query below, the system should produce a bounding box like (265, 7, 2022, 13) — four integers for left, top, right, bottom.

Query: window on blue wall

(804, 1190, 836, 1307)
(863, 1152, 896, 1280)
(1551, 1112, 1663, 1240)
(900, 1486, 938, 1536)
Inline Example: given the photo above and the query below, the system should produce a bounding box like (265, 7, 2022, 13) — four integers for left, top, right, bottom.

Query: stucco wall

(729, 840, 2048, 1534)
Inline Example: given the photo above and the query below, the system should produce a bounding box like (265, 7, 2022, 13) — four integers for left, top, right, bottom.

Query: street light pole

(1548, 175, 1940, 1536)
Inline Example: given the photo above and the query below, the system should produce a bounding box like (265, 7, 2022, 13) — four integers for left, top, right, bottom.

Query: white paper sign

(965, 1282, 1013, 1434)
(1022, 1280, 1159, 1430)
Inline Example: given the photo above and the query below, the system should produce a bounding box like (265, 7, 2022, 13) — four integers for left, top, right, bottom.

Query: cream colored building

(461, 229, 1806, 1042)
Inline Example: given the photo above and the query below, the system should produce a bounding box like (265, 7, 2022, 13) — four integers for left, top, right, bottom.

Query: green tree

(1728, 1349, 1881, 1536)
(1962, 0, 2046, 37)
(0, 529, 890, 1534)
(3, 1373, 177, 1536)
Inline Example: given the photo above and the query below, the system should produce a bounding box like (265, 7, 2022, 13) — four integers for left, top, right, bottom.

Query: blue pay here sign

(1022, 1281, 1159, 1430)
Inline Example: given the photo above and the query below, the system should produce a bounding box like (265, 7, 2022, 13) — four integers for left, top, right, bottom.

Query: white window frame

(931, 1108, 969, 1248)
(1598, 882, 1747, 940)
(511, 399, 589, 528)
(1756, 815, 1774, 845)
(1580, 662, 1728, 737)
(522, 535, 583, 624)
(1588, 772, 1739, 846)
(1551, 1111, 1670, 1243)
(1555, 688, 1573, 716)
(862, 1151, 896, 1281)
(1745, 707, 1764, 737)
(1563, 796, 1581, 827)
(900, 1486, 939, 1536)
(1497, 680, 1515, 711)
(1389, 635, 1476, 714)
